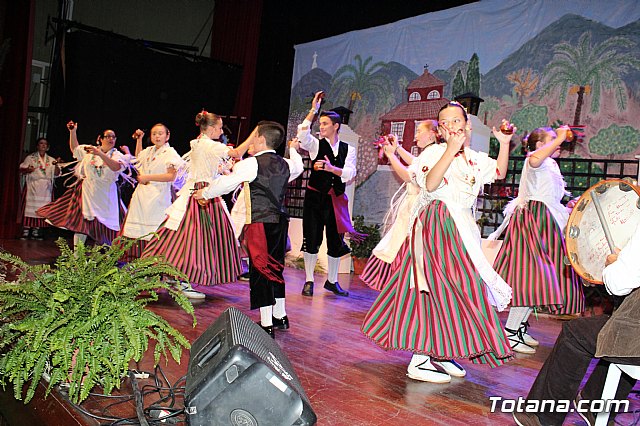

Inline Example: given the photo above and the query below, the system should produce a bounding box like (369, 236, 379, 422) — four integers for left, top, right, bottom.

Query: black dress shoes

(272, 315, 290, 330)
(257, 322, 275, 338)
(301, 281, 314, 296)
(324, 280, 349, 296)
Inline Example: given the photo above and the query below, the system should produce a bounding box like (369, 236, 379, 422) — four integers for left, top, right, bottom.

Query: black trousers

(527, 315, 640, 425)
(249, 218, 288, 310)
(301, 189, 350, 257)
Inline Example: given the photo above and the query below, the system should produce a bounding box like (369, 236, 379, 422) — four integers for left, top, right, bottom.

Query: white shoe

(521, 322, 539, 347)
(407, 355, 451, 383)
(506, 328, 536, 354)
(180, 282, 206, 300)
(432, 360, 466, 378)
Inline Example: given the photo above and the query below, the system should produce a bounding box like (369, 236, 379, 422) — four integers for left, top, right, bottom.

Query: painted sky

(292, 0, 640, 85)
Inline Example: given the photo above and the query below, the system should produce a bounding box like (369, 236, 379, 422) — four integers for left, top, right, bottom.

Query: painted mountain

(482, 14, 640, 98)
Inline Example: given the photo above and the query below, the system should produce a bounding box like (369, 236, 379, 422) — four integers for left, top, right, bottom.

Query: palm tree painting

(329, 55, 392, 116)
(541, 32, 640, 126)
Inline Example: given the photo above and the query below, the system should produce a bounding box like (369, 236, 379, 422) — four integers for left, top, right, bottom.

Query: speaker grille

(225, 307, 311, 404)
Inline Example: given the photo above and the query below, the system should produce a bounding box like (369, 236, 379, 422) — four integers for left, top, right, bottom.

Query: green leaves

(0, 237, 196, 403)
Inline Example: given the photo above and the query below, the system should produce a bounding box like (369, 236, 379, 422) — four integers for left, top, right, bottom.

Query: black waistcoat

(307, 139, 348, 196)
(249, 152, 290, 223)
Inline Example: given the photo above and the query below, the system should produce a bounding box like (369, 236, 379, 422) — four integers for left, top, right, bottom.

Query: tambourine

(565, 178, 640, 284)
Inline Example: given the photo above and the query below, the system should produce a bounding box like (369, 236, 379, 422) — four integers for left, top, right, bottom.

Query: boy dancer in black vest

(195, 121, 303, 338)
(297, 91, 358, 297)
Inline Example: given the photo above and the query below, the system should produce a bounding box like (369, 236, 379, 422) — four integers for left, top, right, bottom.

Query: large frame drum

(565, 179, 640, 284)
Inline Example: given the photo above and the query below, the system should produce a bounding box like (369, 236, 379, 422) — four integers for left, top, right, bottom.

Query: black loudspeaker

(185, 307, 317, 426)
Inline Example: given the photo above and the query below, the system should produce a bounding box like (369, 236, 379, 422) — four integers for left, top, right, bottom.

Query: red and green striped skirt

(362, 201, 513, 367)
(142, 186, 242, 286)
(36, 183, 119, 245)
(493, 201, 584, 314)
(361, 250, 405, 292)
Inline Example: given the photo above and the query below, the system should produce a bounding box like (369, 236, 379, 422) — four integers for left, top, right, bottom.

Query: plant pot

(352, 256, 368, 275)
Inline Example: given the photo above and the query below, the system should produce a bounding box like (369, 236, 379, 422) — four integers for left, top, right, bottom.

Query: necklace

(36, 154, 50, 175)
(89, 148, 114, 178)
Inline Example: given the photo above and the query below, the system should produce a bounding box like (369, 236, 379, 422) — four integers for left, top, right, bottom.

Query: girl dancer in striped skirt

(362, 102, 514, 383)
(18, 138, 61, 240)
(142, 111, 243, 297)
(488, 126, 584, 354)
(37, 122, 128, 247)
(119, 124, 183, 261)
(360, 120, 438, 290)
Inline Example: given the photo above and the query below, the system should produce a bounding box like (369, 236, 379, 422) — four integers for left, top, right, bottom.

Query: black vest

(249, 152, 290, 223)
(307, 139, 349, 196)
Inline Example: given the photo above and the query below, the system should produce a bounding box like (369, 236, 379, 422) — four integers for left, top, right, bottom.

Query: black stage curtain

(48, 30, 242, 159)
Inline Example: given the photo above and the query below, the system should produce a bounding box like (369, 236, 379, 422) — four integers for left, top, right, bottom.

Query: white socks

(327, 256, 340, 284)
(505, 306, 531, 330)
(260, 306, 273, 327)
(303, 252, 318, 282)
(273, 298, 286, 319)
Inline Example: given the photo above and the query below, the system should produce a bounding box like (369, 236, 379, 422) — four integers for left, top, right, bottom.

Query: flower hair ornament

(196, 109, 209, 126)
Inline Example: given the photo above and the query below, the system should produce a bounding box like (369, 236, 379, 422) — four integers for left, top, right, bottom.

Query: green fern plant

(0, 237, 196, 404)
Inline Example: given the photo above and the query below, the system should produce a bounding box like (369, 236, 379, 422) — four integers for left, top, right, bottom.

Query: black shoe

(302, 281, 314, 296)
(257, 322, 275, 338)
(238, 272, 250, 281)
(324, 280, 349, 296)
(272, 315, 289, 330)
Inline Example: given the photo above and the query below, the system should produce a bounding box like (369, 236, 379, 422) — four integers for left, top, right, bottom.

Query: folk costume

(19, 152, 58, 237)
(37, 145, 127, 245)
(141, 134, 241, 286)
(362, 143, 513, 369)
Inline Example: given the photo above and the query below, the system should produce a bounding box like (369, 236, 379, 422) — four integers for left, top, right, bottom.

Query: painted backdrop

(287, 0, 640, 221)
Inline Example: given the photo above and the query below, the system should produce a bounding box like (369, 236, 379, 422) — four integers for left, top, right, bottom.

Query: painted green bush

(510, 104, 548, 137)
(589, 124, 640, 156)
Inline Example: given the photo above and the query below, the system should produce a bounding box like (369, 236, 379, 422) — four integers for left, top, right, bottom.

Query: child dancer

(120, 124, 183, 260)
(142, 111, 243, 297)
(195, 122, 303, 337)
(489, 126, 584, 354)
(362, 102, 514, 383)
(360, 120, 438, 290)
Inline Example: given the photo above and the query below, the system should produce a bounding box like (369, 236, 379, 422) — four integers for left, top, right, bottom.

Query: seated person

(513, 222, 640, 426)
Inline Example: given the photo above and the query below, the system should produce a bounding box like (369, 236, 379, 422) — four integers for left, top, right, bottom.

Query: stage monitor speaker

(185, 307, 317, 426)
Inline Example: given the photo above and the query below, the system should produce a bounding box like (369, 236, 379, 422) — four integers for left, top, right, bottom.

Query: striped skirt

(362, 201, 513, 367)
(141, 189, 242, 286)
(36, 183, 118, 245)
(19, 186, 49, 228)
(23, 216, 48, 228)
(493, 201, 584, 314)
(117, 237, 147, 263)
(361, 250, 405, 292)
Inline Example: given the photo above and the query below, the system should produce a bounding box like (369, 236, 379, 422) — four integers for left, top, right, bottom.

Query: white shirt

(603, 222, 640, 296)
(202, 148, 304, 199)
(296, 119, 356, 182)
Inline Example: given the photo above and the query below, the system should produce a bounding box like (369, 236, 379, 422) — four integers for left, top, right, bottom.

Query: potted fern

(350, 216, 381, 275)
(0, 237, 196, 404)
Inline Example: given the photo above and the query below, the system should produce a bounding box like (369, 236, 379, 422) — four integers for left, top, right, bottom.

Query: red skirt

(142, 188, 242, 286)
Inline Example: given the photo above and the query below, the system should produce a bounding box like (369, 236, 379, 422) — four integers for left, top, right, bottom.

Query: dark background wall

(0, 0, 474, 238)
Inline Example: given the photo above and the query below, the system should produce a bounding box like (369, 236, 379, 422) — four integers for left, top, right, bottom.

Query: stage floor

(0, 237, 638, 425)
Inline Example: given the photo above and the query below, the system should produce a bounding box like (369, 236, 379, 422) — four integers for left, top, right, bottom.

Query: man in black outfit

(296, 91, 358, 298)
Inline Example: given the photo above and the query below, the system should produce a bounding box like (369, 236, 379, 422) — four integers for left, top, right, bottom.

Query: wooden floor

(0, 237, 638, 425)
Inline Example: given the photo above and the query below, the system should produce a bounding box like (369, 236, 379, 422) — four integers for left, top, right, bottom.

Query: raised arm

(133, 129, 144, 157)
(492, 120, 515, 179)
(528, 126, 567, 169)
(424, 126, 465, 192)
(383, 135, 412, 182)
(228, 126, 258, 159)
(67, 121, 79, 153)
